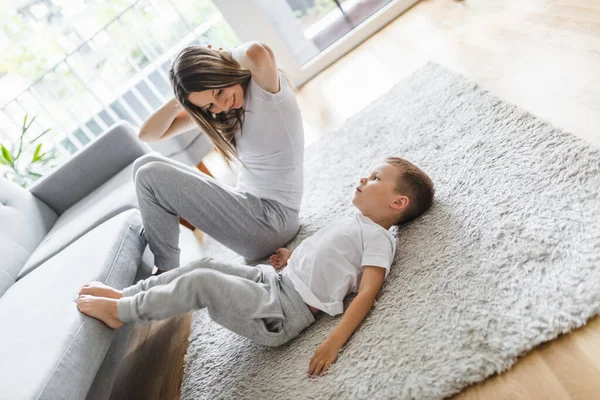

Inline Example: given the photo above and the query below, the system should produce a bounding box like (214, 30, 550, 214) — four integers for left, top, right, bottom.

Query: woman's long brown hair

(169, 46, 251, 165)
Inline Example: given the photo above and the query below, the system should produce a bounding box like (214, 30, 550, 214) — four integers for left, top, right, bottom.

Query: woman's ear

(391, 195, 410, 211)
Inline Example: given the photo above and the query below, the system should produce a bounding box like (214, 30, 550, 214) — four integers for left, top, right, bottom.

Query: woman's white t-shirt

(282, 214, 396, 316)
(235, 71, 304, 210)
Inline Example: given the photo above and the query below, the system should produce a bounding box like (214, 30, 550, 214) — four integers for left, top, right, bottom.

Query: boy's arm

(307, 266, 386, 377)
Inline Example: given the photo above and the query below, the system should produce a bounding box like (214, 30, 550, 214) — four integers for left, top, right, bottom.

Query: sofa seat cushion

(0, 209, 145, 400)
(19, 163, 138, 279)
(0, 179, 57, 297)
(148, 127, 204, 158)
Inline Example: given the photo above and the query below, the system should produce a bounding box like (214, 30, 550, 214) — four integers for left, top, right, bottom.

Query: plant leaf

(32, 143, 43, 161)
(23, 115, 36, 134)
(0, 157, 8, 165)
(39, 153, 56, 165)
(16, 117, 28, 161)
(28, 172, 42, 179)
(28, 128, 51, 145)
(1, 144, 13, 164)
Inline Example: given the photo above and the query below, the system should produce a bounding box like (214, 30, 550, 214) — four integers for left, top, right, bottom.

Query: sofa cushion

(0, 178, 57, 297)
(165, 131, 213, 166)
(148, 127, 204, 158)
(0, 209, 145, 400)
(29, 121, 151, 215)
(19, 162, 138, 279)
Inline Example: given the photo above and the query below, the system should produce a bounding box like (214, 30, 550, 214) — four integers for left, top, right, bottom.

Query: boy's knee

(184, 257, 215, 270)
(185, 269, 224, 298)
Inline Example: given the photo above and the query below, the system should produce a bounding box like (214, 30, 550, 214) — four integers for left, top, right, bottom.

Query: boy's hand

(269, 248, 292, 269)
(307, 339, 341, 378)
(306, 267, 386, 378)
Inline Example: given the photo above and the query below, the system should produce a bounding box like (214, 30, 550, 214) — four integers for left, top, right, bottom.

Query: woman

(134, 42, 304, 273)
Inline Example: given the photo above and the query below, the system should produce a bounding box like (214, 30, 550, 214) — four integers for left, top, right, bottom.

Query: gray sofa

(149, 126, 213, 166)
(0, 121, 155, 400)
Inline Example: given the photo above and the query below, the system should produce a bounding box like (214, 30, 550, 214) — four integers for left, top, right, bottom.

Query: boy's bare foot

(77, 295, 124, 329)
(270, 248, 292, 269)
(79, 281, 123, 299)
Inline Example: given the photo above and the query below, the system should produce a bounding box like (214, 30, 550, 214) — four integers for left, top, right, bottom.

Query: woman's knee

(134, 159, 181, 190)
(132, 153, 167, 182)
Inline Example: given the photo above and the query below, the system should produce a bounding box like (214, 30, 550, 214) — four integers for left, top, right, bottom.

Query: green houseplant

(1, 115, 57, 188)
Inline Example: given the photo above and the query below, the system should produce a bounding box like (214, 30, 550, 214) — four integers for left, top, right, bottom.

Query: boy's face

(352, 163, 406, 217)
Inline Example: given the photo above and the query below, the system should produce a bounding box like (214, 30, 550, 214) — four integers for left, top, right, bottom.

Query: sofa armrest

(29, 121, 152, 215)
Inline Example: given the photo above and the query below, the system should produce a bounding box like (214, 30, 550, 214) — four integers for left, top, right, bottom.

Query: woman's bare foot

(79, 281, 123, 299)
(77, 295, 124, 329)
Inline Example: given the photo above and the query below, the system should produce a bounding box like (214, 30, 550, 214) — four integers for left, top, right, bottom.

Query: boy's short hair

(386, 157, 435, 225)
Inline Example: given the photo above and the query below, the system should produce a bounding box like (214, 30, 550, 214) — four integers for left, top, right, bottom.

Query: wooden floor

(110, 0, 600, 399)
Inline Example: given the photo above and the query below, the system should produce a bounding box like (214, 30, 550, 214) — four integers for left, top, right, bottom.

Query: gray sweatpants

(117, 257, 316, 347)
(132, 153, 300, 270)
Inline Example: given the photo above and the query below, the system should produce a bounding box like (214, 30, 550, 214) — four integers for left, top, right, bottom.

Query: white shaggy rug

(181, 63, 600, 399)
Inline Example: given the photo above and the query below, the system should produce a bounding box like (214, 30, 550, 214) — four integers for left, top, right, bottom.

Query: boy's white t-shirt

(282, 214, 396, 316)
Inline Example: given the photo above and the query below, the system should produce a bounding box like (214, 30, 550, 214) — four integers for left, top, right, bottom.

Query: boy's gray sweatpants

(132, 153, 300, 270)
(117, 257, 316, 347)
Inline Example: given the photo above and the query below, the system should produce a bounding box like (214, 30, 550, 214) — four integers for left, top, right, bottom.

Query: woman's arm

(307, 266, 386, 377)
(229, 41, 280, 94)
(138, 97, 195, 142)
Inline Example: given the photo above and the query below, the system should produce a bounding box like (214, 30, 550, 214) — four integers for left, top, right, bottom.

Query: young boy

(77, 157, 434, 378)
